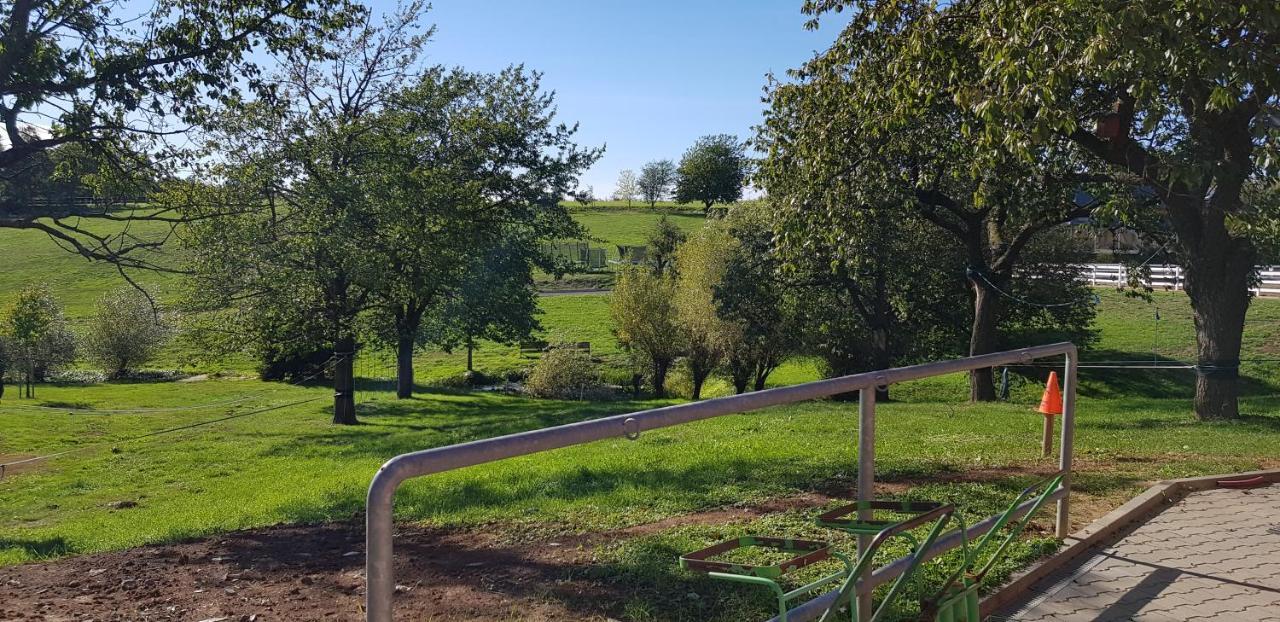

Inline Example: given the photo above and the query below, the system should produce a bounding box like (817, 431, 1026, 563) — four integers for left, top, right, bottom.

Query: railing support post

(1056, 351, 1077, 538)
(855, 386, 877, 621)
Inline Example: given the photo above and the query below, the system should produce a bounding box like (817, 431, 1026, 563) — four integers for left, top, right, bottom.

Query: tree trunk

(969, 281, 999, 401)
(1182, 245, 1253, 420)
(393, 302, 423, 400)
(395, 334, 414, 399)
(652, 359, 670, 398)
(731, 360, 751, 394)
(333, 335, 358, 425)
(466, 338, 474, 372)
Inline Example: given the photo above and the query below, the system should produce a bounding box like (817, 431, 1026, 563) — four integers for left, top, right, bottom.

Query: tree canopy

(637, 159, 677, 207)
(1, 0, 356, 268)
(798, 0, 1279, 418)
(675, 134, 747, 211)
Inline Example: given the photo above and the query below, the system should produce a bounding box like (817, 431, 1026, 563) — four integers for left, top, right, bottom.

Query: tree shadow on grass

(257, 391, 660, 461)
(1080, 412, 1280, 432)
(0, 535, 75, 560)
(1068, 349, 1280, 400)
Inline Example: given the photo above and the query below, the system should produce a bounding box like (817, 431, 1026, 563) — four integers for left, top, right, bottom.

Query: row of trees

(613, 135, 749, 211)
(169, 4, 595, 424)
(0, 1, 589, 423)
(608, 210, 1095, 401)
(0, 285, 171, 398)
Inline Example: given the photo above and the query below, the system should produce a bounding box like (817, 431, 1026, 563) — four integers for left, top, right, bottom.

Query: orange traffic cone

(1038, 371, 1063, 416)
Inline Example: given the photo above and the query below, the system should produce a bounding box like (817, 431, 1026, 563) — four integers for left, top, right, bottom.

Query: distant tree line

(612, 134, 749, 212)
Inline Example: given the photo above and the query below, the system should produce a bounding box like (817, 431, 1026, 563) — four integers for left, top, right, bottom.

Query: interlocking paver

(1001, 484, 1280, 621)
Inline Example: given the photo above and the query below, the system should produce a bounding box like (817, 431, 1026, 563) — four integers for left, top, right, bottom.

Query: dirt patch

(0, 477, 1133, 621)
(0, 454, 44, 478)
(0, 522, 621, 622)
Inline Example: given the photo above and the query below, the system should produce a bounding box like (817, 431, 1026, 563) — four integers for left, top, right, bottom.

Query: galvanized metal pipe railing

(365, 342, 1078, 622)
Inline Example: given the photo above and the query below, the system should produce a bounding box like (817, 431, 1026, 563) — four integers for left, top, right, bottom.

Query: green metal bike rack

(920, 472, 1066, 622)
(680, 536, 854, 622)
(814, 501, 958, 622)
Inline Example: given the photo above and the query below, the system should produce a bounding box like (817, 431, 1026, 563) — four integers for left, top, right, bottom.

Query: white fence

(1086, 264, 1280, 297)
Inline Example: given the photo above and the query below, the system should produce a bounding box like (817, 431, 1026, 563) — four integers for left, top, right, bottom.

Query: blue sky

(402, 1, 842, 197)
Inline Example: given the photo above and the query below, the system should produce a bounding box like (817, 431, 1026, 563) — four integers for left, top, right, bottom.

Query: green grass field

(4, 215, 1280, 620)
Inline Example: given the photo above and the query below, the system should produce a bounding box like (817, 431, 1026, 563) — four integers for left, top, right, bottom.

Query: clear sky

(396, 1, 843, 197)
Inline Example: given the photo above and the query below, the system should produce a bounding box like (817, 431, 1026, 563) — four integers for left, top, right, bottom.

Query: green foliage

(1, 284, 76, 387)
(0, 0, 357, 268)
(524, 345, 606, 400)
(801, 0, 1279, 415)
(712, 206, 801, 392)
(83, 288, 172, 378)
(638, 159, 678, 207)
(673, 225, 739, 399)
(761, 3, 1107, 399)
(674, 134, 747, 211)
(358, 62, 597, 391)
(645, 215, 689, 277)
(611, 266, 684, 398)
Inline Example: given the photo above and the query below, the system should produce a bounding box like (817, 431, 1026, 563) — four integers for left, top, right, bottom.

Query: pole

(1056, 351, 1077, 538)
(855, 385, 877, 621)
(1041, 414, 1054, 458)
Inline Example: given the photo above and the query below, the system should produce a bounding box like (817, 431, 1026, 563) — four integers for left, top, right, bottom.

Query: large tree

(178, 4, 430, 424)
(0, 0, 354, 268)
(675, 134, 747, 212)
(714, 204, 801, 393)
(807, 0, 1280, 419)
(362, 66, 594, 398)
(765, 2, 1108, 400)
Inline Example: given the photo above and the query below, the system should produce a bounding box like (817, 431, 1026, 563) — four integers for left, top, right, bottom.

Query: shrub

(84, 288, 173, 378)
(524, 345, 605, 400)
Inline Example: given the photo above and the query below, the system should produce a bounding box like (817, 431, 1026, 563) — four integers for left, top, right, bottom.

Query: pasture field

(1, 290, 1279, 618)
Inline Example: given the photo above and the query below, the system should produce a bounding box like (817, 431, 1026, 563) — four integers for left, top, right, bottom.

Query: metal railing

(365, 342, 1078, 622)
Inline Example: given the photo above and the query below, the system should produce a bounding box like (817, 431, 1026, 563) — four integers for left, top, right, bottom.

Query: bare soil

(0, 466, 1133, 622)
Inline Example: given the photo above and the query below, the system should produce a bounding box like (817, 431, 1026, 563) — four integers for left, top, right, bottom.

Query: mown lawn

(2, 291, 1279, 619)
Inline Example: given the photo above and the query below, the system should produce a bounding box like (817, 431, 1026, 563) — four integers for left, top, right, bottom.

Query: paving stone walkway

(999, 484, 1280, 621)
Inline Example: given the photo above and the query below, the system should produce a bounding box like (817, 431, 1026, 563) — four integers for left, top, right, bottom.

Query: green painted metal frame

(681, 536, 853, 622)
(922, 472, 1067, 622)
(816, 502, 957, 622)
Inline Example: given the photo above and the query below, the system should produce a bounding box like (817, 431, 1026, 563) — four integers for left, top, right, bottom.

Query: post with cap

(1037, 371, 1063, 457)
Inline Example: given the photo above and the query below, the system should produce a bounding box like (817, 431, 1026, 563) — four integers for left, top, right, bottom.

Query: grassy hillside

(0, 210, 711, 374)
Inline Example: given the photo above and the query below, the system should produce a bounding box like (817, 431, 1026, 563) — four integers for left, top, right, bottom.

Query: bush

(84, 288, 172, 378)
(524, 345, 606, 400)
(431, 370, 500, 389)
